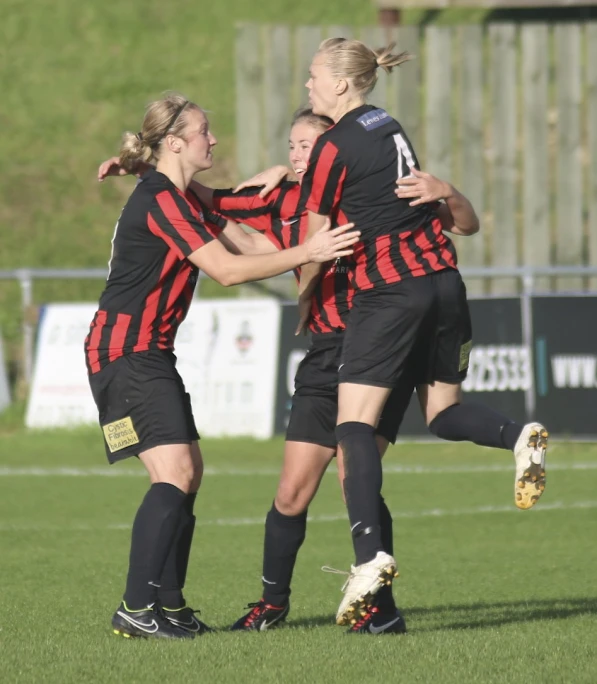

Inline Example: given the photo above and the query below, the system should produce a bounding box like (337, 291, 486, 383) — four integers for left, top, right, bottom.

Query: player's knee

(157, 456, 196, 494)
(275, 484, 311, 517)
(428, 403, 461, 435)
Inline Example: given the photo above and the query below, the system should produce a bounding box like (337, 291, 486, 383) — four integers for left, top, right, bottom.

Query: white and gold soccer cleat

(514, 423, 548, 510)
(324, 552, 399, 626)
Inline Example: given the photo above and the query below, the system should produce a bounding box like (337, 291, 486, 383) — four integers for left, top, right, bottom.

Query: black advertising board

(273, 303, 310, 435)
(532, 296, 597, 437)
(273, 296, 597, 439)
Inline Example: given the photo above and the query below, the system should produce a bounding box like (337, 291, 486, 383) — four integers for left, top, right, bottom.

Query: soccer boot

(230, 599, 289, 631)
(514, 423, 548, 510)
(162, 606, 214, 635)
(324, 552, 398, 626)
(347, 604, 407, 635)
(111, 602, 194, 639)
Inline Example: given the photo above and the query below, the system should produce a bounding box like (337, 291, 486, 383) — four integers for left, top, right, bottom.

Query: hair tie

(136, 132, 144, 142)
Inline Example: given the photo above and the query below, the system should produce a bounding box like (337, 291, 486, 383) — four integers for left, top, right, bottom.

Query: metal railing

(1, 265, 597, 388)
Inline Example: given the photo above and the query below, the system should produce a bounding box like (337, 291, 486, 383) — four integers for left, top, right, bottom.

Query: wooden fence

(235, 22, 597, 294)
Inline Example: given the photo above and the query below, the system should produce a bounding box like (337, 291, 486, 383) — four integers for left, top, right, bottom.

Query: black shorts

(286, 332, 410, 448)
(339, 268, 472, 389)
(88, 350, 199, 464)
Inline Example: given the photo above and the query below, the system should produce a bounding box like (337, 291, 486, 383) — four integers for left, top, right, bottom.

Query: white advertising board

(25, 304, 98, 428)
(25, 300, 281, 439)
(176, 299, 281, 439)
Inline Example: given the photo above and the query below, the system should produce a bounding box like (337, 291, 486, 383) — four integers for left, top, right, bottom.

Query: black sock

(158, 492, 197, 609)
(336, 421, 384, 566)
(429, 403, 523, 451)
(376, 496, 397, 612)
(123, 482, 186, 610)
(261, 503, 307, 606)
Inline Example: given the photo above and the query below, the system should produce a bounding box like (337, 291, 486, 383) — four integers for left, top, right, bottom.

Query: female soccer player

(86, 93, 359, 640)
(294, 38, 548, 625)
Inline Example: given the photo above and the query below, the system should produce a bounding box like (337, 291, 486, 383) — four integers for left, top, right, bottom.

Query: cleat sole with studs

(336, 566, 398, 626)
(515, 429, 548, 510)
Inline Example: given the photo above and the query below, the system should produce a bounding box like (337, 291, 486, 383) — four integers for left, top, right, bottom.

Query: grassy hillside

(1, 0, 499, 381)
(0, 0, 372, 370)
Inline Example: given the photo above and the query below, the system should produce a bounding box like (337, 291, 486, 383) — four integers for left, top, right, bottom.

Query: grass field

(1, 429, 596, 683)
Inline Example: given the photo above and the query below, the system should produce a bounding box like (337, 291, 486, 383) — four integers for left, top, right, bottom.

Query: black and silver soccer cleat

(230, 599, 290, 631)
(162, 606, 214, 635)
(346, 604, 407, 635)
(111, 602, 194, 639)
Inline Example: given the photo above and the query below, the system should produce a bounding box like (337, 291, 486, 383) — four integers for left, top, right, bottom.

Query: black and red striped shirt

(85, 168, 225, 374)
(300, 104, 458, 291)
(212, 182, 352, 333)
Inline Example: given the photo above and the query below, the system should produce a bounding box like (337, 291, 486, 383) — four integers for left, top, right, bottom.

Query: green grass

(1, 430, 596, 683)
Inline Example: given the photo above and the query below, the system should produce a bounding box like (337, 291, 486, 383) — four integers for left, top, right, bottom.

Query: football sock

(336, 422, 384, 566)
(377, 496, 397, 612)
(123, 483, 186, 610)
(262, 503, 307, 606)
(159, 492, 198, 609)
(429, 403, 523, 451)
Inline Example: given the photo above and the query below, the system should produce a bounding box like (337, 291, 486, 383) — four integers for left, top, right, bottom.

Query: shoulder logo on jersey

(357, 108, 392, 131)
(102, 416, 140, 453)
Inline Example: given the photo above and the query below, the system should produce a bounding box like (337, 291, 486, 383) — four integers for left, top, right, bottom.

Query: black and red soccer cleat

(230, 599, 290, 631)
(346, 603, 407, 635)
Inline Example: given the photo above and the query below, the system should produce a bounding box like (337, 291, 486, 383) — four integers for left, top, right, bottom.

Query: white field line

(0, 500, 596, 532)
(0, 461, 596, 478)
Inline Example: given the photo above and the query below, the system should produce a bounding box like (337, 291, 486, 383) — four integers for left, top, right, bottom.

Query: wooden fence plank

(521, 23, 549, 291)
(361, 26, 390, 112)
(235, 24, 263, 179)
(294, 26, 323, 109)
(587, 23, 597, 291)
(489, 23, 518, 294)
(457, 23, 485, 293)
(263, 26, 292, 167)
(425, 26, 453, 181)
(394, 25, 421, 156)
(555, 23, 583, 291)
(327, 25, 353, 39)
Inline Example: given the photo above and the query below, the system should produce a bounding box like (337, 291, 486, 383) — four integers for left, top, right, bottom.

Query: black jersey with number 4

(300, 104, 457, 291)
(85, 168, 225, 375)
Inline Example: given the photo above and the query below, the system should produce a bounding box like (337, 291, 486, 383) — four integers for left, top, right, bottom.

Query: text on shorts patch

(102, 416, 140, 453)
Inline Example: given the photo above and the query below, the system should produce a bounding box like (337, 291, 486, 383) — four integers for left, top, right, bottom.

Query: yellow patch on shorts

(459, 340, 473, 372)
(102, 416, 140, 453)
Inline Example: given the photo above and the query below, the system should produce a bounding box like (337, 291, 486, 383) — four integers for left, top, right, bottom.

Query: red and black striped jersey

(212, 182, 352, 333)
(300, 104, 458, 291)
(85, 168, 225, 375)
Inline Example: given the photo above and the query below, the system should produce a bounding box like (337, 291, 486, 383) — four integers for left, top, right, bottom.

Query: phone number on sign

(462, 345, 532, 393)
